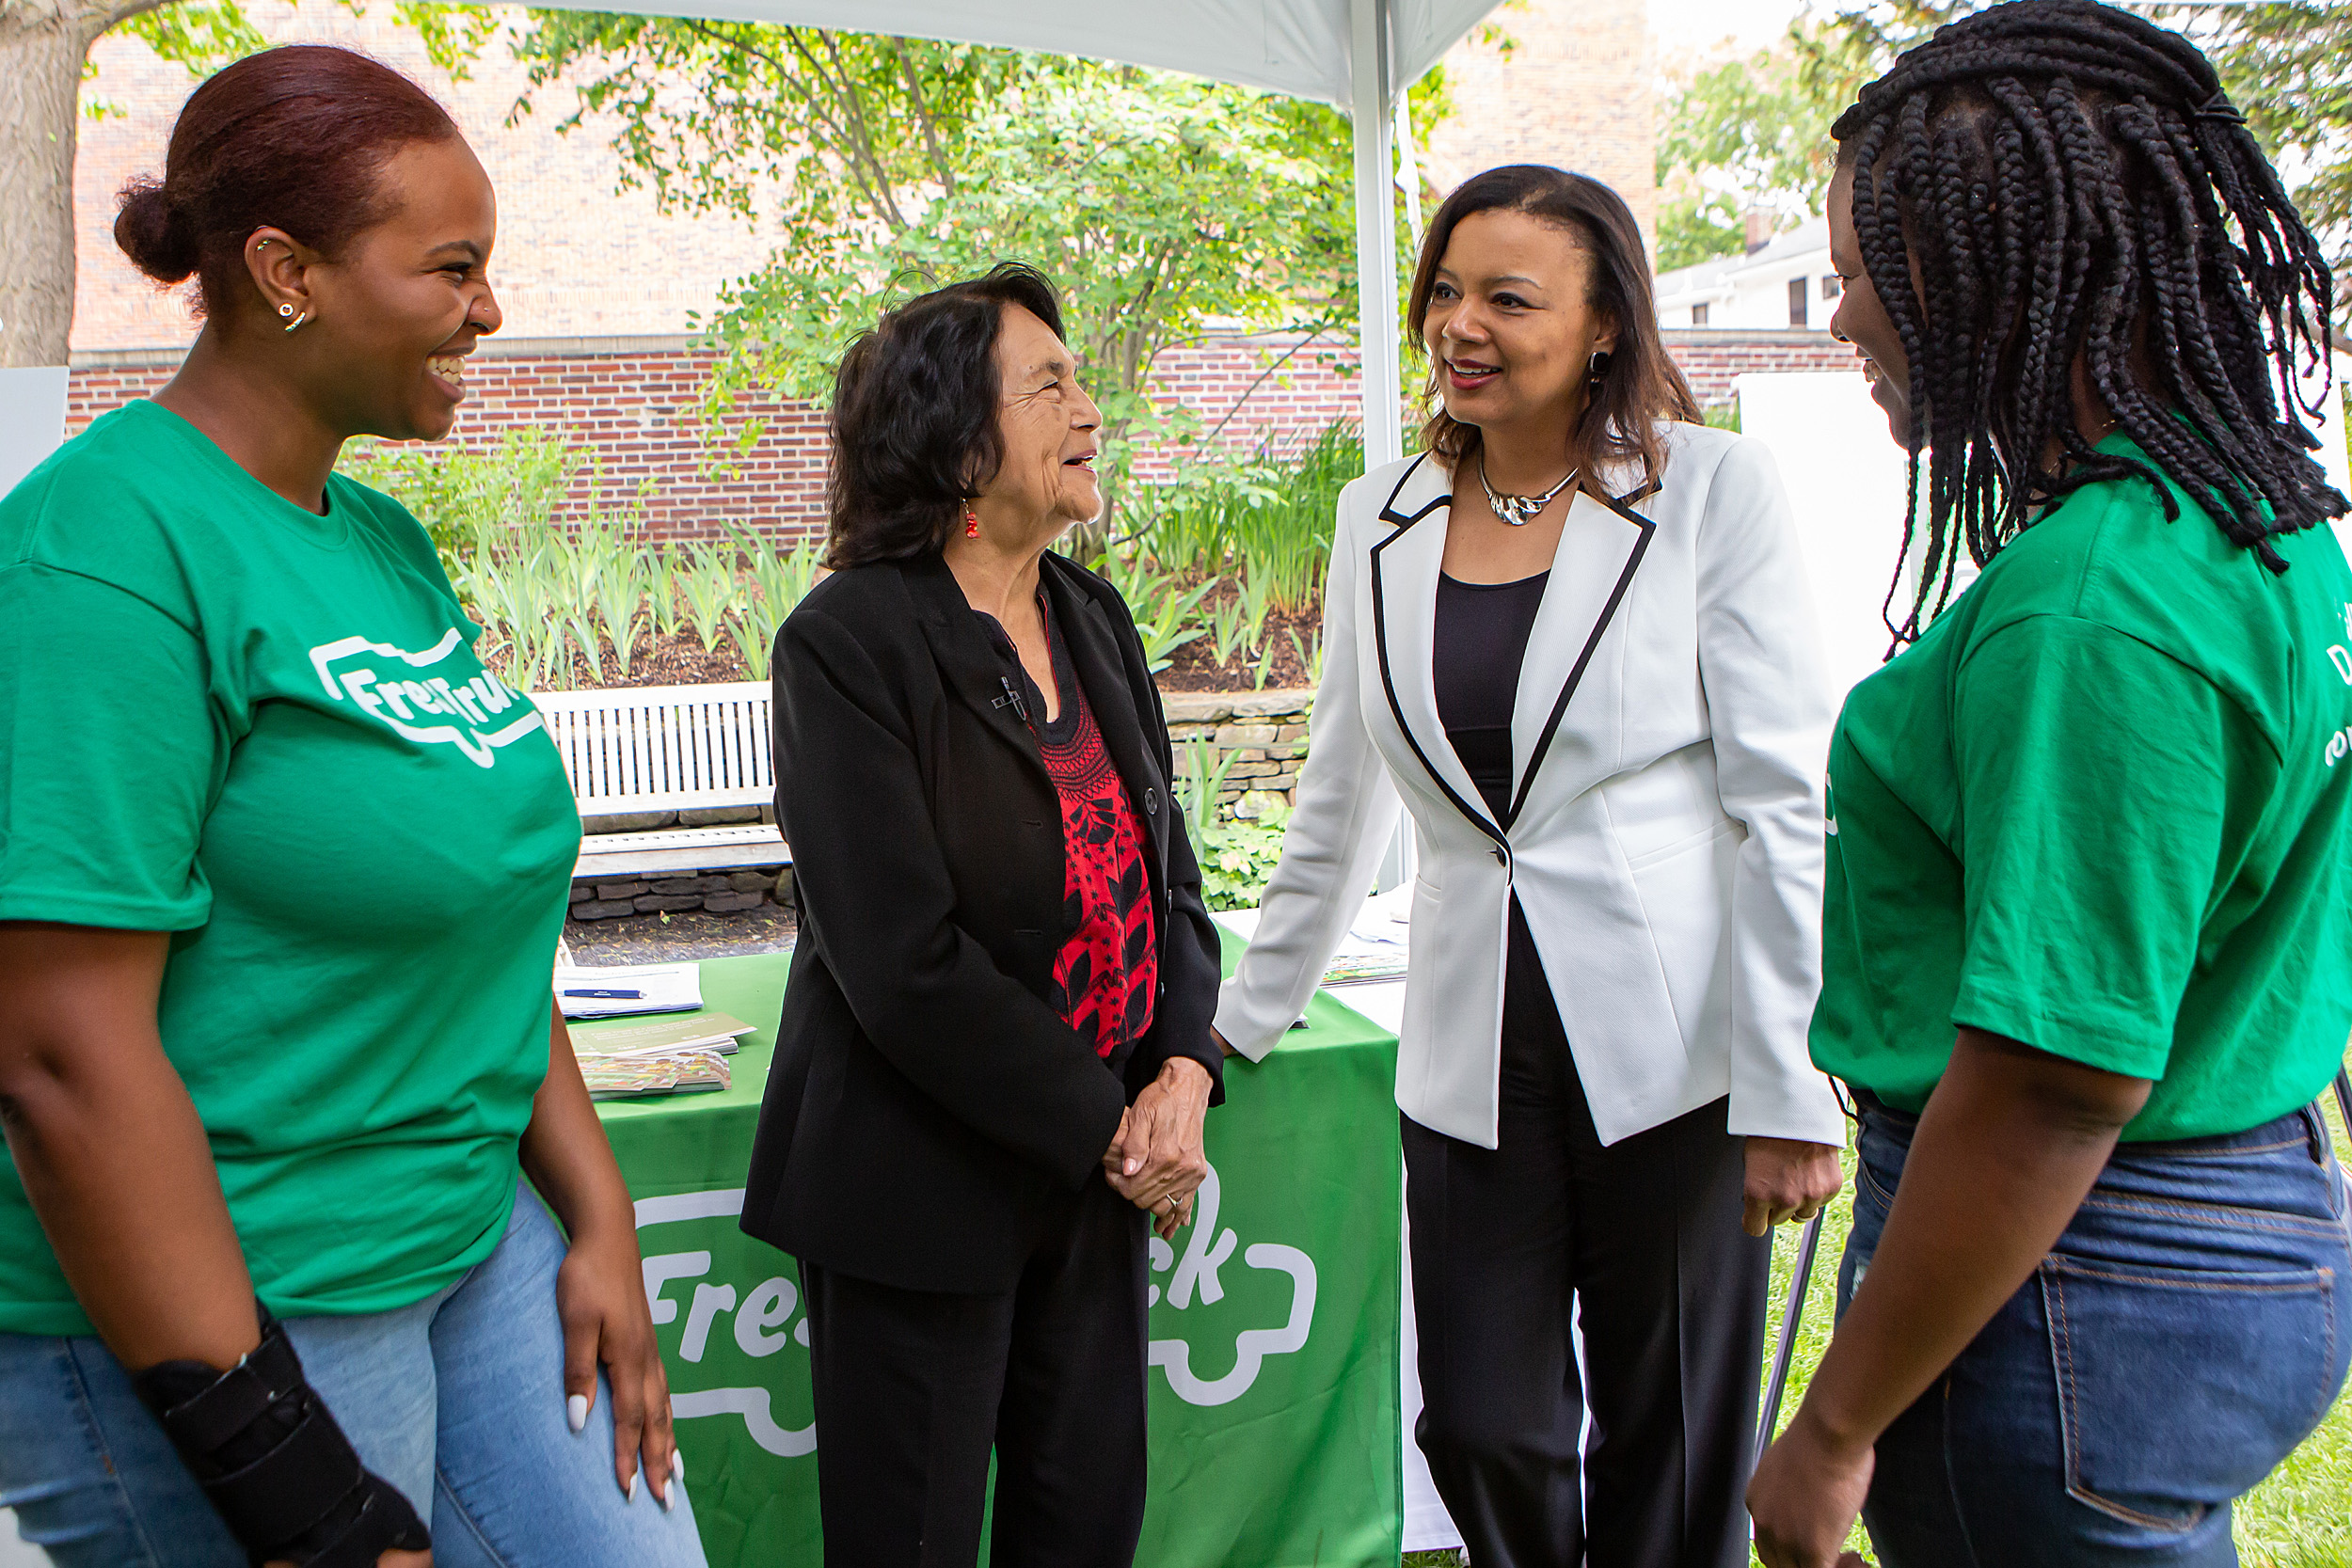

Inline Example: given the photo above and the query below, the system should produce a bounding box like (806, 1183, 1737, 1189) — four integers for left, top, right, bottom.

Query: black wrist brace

(132, 1307, 431, 1567)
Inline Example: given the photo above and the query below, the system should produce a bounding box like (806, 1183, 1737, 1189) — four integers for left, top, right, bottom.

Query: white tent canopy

(510, 0, 1505, 467)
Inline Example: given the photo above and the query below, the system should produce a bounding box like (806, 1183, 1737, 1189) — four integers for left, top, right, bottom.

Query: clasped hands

(1104, 1054, 1214, 1242)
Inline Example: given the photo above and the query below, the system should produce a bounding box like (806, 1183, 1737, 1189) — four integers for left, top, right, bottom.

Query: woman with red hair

(0, 46, 706, 1568)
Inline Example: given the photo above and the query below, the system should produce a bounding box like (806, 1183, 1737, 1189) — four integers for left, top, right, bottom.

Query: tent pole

(1349, 0, 1403, 469)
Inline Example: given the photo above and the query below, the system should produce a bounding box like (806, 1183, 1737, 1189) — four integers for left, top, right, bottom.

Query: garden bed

(489, 574, 1325, 696)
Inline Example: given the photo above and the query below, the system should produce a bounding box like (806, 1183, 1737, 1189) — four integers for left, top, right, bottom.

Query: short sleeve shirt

(1810, 434, 2352, 1140)
(0, 401, 581, 1335)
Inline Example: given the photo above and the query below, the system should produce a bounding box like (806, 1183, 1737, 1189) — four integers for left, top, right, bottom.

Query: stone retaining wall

(567, 803, 793, 921)
(1164, 689, 1314, 820)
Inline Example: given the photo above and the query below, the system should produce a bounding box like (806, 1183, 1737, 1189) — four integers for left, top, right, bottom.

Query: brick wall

(65, 331, 1366, 546)
(1662, 328, 1859, 409)
(67, 330, 1842, 541)
(1422, 0, 1657, 252)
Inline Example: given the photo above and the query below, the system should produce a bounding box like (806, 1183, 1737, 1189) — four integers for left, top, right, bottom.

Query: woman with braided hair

(1748, 4, 2352, 1565)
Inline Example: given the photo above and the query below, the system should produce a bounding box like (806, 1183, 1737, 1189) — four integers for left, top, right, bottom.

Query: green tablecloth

(595, 936, 1404, 1568)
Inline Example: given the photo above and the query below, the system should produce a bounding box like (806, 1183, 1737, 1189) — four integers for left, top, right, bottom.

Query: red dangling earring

(964, 509, 980, 539)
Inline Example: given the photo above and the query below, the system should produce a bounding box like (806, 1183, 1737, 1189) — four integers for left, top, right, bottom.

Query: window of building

(1788, 277, 1809, 328)
(1821, 274, 1843, 299)
(1691, 303, 1709, 325)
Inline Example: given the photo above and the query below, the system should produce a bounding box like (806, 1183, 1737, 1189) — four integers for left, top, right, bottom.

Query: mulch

(564, 902, 799, 964)
(1153, 590, 1323, 692)
(516, 633, 755, 691)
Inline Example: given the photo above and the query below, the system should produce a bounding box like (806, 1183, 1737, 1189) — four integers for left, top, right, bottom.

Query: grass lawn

(1406, 1062, 2352, 1567)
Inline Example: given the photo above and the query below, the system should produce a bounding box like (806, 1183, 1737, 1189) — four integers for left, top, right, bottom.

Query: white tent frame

(507, 0, 1506, 468)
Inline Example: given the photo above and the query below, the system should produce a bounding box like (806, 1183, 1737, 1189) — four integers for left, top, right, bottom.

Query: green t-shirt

(0, 401, 580, 1336)
(1812, 434, 2352, 1140)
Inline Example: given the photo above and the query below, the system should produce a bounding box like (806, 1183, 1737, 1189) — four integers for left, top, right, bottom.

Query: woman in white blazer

(1216, 166, 1847, 1568)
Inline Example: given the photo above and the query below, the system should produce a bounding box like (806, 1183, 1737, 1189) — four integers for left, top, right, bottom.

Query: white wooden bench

(531, 682, 790, 880)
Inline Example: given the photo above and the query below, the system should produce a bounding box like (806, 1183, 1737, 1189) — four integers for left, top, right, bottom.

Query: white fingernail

(627, 1472, 637, 1502)
(567, 1394, 588, 1433)
(673, 1450, 686, 1481)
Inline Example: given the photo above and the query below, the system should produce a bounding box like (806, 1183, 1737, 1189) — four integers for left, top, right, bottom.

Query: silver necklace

(1479, 457, 1580, 527)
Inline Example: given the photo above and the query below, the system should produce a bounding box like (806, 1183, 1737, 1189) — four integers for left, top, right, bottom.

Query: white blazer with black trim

(1216, 421, 1847, 1149)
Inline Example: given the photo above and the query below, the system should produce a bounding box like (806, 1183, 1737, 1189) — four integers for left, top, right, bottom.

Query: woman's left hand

(556, 1219, 679, 1508)
(1106, 1056, 1214, 1242)
(1743, 1135, 1844, 1237)
(1748, 1404, 1872, 1568)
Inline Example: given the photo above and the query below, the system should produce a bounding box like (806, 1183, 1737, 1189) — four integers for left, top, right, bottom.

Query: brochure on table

(554, 959, 742, 1101)
(1210, 883, 1411, 1035)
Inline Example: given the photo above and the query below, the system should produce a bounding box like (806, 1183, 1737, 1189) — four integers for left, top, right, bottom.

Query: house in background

(1653, 214, 1840, 331)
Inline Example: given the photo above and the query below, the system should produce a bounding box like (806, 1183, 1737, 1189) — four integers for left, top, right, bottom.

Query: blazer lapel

(1367, 455, 1506, 846)
(902, 554, 1045, 771)
(1504, 486, 1658, 826)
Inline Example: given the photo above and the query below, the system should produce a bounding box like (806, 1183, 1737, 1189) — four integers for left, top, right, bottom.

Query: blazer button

(1491, 846, 1506, 865)
(1145, 788, 1160, 814)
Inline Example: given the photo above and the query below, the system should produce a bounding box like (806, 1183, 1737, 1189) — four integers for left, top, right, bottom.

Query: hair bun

(115, 178, 200, 284)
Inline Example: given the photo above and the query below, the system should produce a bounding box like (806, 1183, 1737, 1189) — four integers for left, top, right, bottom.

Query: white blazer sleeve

(1214, 483, 1402, 1060)
(1693, 436, 1848, 1146)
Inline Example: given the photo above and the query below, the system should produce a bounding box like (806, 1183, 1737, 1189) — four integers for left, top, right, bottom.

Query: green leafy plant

(1095, 553, 1211, 673)
(1286, 626, 1326, 690)
(1172, 736, 1295, 909)
(644, 548, 682, 639)
(592, 545, 651, 681)
(1134, 419, 1354, 616)
(340, 424, 582, 573)
(1203, 582, 1250, 668)
(679, 545, 738, 656)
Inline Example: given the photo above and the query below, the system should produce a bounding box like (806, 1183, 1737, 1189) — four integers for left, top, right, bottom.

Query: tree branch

(892, 39, 954, 197)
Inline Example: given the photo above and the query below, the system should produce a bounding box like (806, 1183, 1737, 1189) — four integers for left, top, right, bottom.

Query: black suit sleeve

(773, 606, 1127, 1186)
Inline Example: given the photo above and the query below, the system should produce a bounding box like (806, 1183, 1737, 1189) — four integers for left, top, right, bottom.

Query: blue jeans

(0, 1183, 706, 1568)
(1839, 1093, 2352, 1566)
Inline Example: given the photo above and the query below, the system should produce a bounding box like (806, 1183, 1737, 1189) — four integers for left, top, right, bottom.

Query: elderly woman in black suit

(738, 262, 1225, 1567)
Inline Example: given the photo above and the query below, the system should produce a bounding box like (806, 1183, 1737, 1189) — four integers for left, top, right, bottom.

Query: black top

(1434, 570, 1550, 823)
(977, 590, 1081, 744)
(740, 551, 1224, 1294)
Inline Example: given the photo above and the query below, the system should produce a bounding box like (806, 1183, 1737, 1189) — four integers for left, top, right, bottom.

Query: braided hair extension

(1831, 0, 2344, 644)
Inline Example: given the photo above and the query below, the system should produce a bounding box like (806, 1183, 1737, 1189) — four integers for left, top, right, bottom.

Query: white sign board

(0, 367, 69, 500)
(1735, 371, 1915, 699)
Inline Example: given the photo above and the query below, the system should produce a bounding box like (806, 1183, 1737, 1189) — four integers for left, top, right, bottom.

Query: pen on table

(563, 988, 644, 999)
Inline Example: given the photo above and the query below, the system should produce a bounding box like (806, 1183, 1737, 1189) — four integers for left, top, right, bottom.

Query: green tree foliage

(1654, 41, 1840, 271)
(2193, 4, 2352, 276)
(1790, 3, 2352, 298)
(413, 13, 1389, 477)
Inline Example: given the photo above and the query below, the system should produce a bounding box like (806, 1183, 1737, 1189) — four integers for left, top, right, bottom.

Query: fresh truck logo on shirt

(2323, 606, 2352, 767)
(309, 630, 544, 768)
(634, 1167, 1321, 1458)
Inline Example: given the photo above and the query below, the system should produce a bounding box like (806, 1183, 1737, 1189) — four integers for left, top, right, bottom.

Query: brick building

(1418, 0, 1658, 249)
(64, 0, 1815, 545)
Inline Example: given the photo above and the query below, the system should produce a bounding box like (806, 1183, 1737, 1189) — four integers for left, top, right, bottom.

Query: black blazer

(739, 550, 1225, 1293)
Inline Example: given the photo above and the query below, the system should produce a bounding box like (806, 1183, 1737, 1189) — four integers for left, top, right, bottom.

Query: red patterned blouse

(998, 599, 1158, 1059)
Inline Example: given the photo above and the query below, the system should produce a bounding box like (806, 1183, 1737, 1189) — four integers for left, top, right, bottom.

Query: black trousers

(800, 1174, 1150, 1568)
(1403, 904, 1771, 1568)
